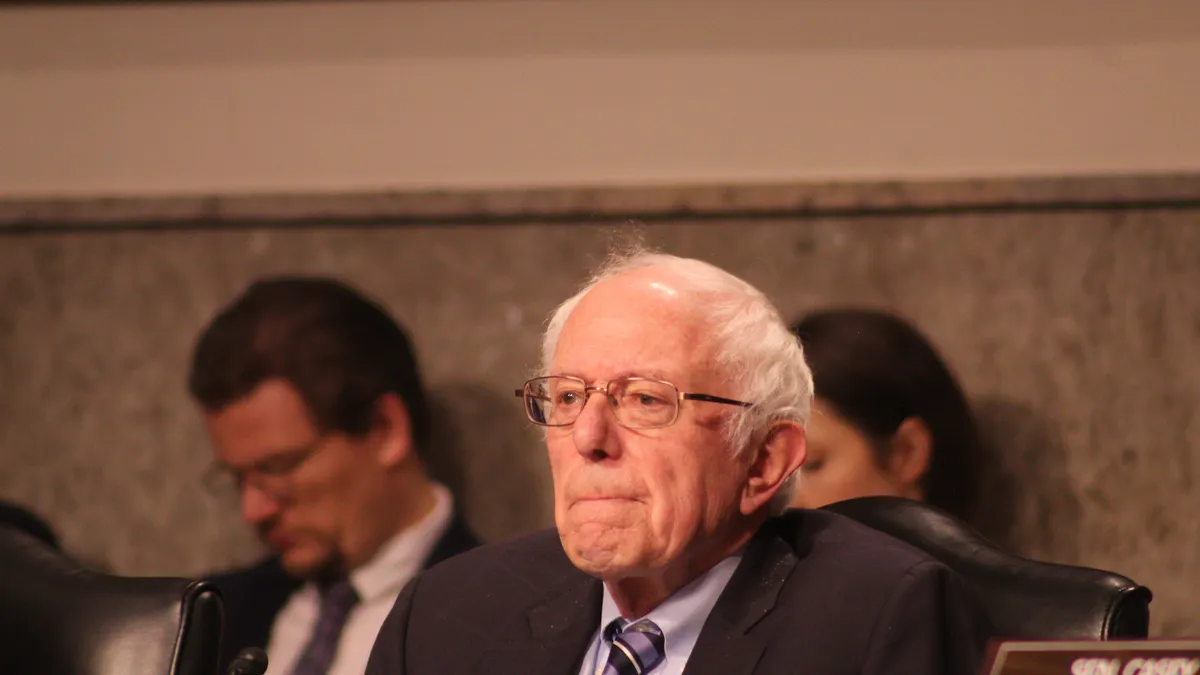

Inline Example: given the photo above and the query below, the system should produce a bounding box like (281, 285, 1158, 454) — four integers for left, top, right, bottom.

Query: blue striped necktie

(601, 618, 666, 675)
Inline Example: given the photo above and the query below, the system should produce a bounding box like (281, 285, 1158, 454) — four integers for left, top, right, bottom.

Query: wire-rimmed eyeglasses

(515, 375, 752, 430)
(201, 442, 322, 503)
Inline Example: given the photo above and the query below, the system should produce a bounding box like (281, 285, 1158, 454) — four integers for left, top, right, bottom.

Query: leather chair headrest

(0, 525, 224, 675)
(822, 496, 1152, 640)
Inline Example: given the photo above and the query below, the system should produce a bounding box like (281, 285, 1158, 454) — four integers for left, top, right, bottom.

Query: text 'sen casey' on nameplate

(981, 640, 1200, 675)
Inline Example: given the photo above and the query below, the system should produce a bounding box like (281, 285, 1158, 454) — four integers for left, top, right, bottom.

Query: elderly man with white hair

(366, 249, 992, 675)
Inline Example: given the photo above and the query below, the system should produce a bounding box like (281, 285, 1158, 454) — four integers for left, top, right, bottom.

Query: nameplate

(982, 640, 1200, 675)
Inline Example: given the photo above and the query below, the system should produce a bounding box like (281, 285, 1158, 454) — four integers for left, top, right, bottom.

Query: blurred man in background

(189, 276, 478, 675)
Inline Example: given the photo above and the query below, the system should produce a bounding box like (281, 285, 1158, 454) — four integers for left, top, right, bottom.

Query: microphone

(226, 647, 269, 675)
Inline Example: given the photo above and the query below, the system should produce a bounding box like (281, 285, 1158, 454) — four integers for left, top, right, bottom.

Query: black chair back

(0, 525, 224, 675)
(822, 496, 1152, 640)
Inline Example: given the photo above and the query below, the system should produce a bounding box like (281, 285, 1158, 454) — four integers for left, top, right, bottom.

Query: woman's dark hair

(791, 308, 981, 520)
(188, 276, 432, 458)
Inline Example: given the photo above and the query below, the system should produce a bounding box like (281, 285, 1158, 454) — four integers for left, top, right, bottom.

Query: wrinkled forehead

(552, 273, 719, 384)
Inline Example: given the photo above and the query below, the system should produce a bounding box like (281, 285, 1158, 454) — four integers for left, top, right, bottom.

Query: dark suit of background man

(366, 250, 992, 675)
(189, 277, 478, 675)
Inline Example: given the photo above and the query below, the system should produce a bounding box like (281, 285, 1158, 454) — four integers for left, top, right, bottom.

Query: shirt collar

(598, 550, 744, 660)
(345, 483, 454, 603)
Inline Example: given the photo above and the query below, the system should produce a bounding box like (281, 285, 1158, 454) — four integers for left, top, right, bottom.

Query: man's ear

(886, 417, 932, 496)
(740, 421, 807, 515)
(371, 393, 416, 468)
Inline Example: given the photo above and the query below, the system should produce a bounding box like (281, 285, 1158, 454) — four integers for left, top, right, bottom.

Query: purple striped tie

(289, 580, 360, 675)
(601, 619, 665, 675)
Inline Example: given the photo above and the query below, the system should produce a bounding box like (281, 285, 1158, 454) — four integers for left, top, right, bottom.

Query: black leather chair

(0, 499, 61, 550)
(0, 525, 225, 675)
(822, 496, 1152, 640)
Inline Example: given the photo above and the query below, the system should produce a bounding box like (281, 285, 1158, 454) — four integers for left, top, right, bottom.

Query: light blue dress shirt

(575, 552, 744, 675)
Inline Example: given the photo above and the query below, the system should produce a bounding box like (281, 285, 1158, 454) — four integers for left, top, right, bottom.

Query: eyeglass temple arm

(681, 393, 752, 408)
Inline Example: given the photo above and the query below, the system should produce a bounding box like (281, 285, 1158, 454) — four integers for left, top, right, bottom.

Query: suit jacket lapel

(477, 571, 602, 675)
(422, 510, 480, 569)
(683, 519, 798, 675)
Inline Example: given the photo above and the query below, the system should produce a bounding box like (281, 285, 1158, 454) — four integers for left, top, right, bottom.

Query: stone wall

(1, 178, 1196, 635)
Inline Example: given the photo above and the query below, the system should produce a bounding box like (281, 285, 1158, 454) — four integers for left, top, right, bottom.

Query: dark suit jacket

(365, 509, 993, 675)
(208, 513, 479, 671)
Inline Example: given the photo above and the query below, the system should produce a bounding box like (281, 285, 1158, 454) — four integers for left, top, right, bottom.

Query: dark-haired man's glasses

(201, 443, 322, 503)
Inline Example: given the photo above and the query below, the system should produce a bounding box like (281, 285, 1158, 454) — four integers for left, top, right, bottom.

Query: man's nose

(571, 392, 621, 460)
(240, 482, 282, 526)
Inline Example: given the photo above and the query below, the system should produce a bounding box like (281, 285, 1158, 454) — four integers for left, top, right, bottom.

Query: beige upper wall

(2, 0, 1199, 199)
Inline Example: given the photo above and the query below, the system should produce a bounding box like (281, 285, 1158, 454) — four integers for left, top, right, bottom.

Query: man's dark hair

(791, 308, 981, 521)
(188, 276, 431, 456)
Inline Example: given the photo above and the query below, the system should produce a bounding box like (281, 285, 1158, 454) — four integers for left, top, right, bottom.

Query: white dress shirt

(264, 484, 454, 675)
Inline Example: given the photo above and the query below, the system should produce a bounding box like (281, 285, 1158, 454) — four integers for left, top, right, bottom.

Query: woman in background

(789, 308, 982, 522)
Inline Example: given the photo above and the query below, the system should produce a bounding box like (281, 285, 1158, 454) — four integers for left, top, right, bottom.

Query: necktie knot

(289, 580, 360, 675)
(602, 618, 665, 675)
(319, 579, 360, 616)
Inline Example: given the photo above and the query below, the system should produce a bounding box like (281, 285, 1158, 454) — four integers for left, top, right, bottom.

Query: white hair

(540, 246, 814, 510)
